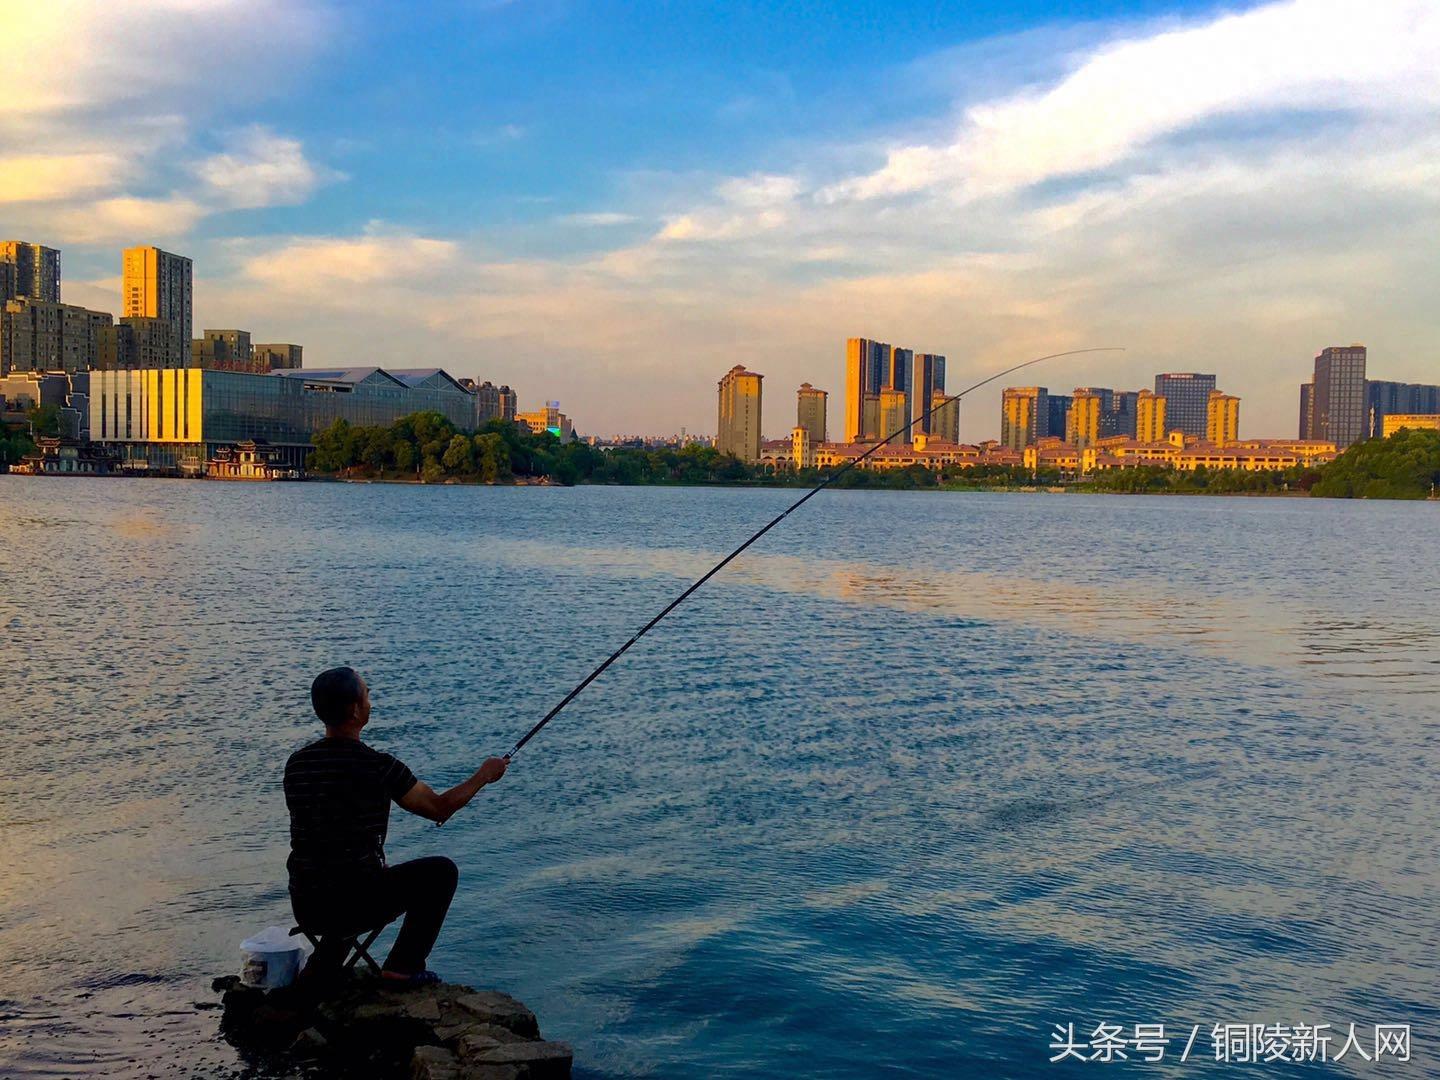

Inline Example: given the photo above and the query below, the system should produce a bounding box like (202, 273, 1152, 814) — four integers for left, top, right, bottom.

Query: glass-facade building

(89, 366, 477, 472)
(1154, 373, 1217, 438)
(1366, 379, 1440, 439)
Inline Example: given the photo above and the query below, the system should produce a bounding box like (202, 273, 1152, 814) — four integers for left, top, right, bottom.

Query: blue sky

(4, 0, 1439, 437)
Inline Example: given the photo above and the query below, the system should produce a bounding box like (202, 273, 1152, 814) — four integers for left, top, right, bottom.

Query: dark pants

(294, 856, 459, 975)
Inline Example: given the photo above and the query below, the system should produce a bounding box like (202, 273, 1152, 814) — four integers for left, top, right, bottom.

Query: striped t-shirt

(284, 736, 418, 901)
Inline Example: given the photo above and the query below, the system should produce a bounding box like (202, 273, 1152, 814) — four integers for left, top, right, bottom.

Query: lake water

(1, 477, 1437, 1078)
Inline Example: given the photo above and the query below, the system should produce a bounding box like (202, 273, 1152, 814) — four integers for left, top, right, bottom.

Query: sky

(3, 0, 1438, 439)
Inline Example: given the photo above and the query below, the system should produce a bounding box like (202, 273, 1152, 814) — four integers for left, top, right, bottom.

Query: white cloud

(239, 229, 460, 295)
(825, 0, 1440, 202)
(193, 126, 344, 209)
(51, 196, 208, 245)
(0, 1, 335, 242)
(0, 153, 129, 204)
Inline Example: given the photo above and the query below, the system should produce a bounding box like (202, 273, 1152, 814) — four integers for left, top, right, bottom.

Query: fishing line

(502, 346, 1124, 762)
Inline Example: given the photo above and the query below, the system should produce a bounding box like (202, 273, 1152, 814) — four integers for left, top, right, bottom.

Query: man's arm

(398, 756, 508, 825)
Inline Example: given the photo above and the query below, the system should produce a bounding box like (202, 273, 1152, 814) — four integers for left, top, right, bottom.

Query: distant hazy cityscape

(715, 339, 1440, 478)
(2, 236, 1438, 481)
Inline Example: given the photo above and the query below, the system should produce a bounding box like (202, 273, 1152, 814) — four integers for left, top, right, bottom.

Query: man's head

(311, 666, 370, 734)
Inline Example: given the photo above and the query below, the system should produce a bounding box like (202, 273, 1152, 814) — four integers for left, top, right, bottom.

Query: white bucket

(238, 926, 310, 989)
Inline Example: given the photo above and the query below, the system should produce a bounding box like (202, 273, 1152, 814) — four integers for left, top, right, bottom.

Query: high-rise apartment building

(1299, 382, 1314, 439)
(844, 338, 889, 442)
(1154, 373, 1217, 438)
(877, 387, 908, 440)
(1108, 390, 1138, 438)
(1046, 394, 1070, 442)
(1066, 389, 1105, 448)
(1135, 389, 1167, 442)
(910, 353, 945, 435)
(796, 383, 828, 444)
(1001, 386, 1047, 450)
(1311, 345, 1367, 447)
(1, 299, 111, 374)
(0, 241, 61, 303)
(717, 364, 763, 462)
(123, 317, 182, 369)
(930, 390, 960, 443)
(122, 246, 193, 367)
(252, 343, 303, 371)
(1206, 390, 1240, 445)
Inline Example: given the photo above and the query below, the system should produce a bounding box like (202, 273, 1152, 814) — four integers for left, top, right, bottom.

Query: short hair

(311, 666, 365, 726)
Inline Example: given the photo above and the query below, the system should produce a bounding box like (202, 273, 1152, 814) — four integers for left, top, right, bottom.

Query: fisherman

(284, 666, 508, 988)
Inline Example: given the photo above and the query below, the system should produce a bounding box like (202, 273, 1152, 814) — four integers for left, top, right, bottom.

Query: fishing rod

(502, 346, 1124, 761)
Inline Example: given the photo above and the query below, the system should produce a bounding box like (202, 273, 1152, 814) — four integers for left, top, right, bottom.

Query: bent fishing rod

(502, 346, 1124, 762)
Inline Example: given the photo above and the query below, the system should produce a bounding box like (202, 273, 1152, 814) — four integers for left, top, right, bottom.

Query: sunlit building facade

(88, 365, 477, 473)
(122, 246, 192, 367)
(717, 364, 763, 462)
(1066, 389, 1105, 449)
(1381, 414, 1440, 437)
(845, 338, 889, 442)
(1206, 390, 1240, 445)
(0, 241, 61, 303)
(1135, 389, 1166, 443)
(1001, 386, 1047, 450)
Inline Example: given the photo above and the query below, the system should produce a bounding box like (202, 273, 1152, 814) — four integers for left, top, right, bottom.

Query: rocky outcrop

(214, 972, 571, 1079)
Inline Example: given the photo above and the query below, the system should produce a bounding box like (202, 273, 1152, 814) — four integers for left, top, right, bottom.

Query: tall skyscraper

(1108, 390, 1138, 437)
(1066, 389, 1105, 448)
(122, 246, 192, 367)
(1135, 389, 1167, 442)
(1001, 386, 1047, 450)
(796, 382, 828, 444)
(0, 241, 61, 303)
(1206, 390, 1240, 445)
(910, 353, 945, 435)
(1298, 382, 1314, 439)
(1046, 394, 1070, 442)
(1312, 345, 1367, 447)
(717, 364, 763, 462)
(1154, 373, 1217, 438)
(886, 346, 914, 435)
(844, 338, 889, 442)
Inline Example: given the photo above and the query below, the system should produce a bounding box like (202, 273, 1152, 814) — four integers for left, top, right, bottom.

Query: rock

(401, 995, 444, 1023)
(454, 992, 540, 1039)
(411, 1044, 462, 1080)
(213, 970, 566, 1078)
(291, 1026, 328, 1055)
(462, 1039, 573, 1079)
(458, 1022, 527, 1046)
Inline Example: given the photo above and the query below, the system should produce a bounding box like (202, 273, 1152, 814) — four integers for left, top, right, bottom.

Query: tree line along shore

(303, 413, 1440, 500)
(5, 406, 1438, 499)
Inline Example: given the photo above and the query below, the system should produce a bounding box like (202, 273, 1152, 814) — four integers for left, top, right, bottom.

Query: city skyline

(3, 0, 1437, 438)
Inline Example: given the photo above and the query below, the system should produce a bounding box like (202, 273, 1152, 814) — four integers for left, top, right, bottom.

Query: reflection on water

(1, 479, 1438, 1078)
